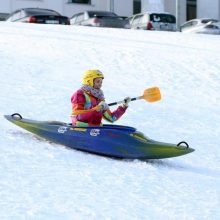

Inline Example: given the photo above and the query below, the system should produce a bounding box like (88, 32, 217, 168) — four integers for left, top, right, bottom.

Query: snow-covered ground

(0, 22, 220, 220)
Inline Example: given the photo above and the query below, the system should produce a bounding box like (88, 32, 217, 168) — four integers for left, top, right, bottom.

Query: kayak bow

(4, 113, 194, 160)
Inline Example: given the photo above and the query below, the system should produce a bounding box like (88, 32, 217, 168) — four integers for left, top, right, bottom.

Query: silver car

(180, 18, 220, 35)
(128, 12, 176, 31)
(70, 10, 128, 28)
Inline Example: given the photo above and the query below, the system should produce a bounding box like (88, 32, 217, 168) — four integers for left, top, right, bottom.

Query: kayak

(4, 113, 195, 160)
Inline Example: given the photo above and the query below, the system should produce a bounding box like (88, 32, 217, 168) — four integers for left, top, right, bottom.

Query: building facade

(0, 0, 220, 24)
(0, 0, 132, 19)
(141, 0, 220, 28)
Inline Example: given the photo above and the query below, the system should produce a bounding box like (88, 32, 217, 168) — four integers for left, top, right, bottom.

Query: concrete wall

(63, 0, 97, 17)
(141, 0, 164, 12)
(164, 0, 186, 28)
(1, 0, 47, 13)
(0, 0, 99, 16)
(63, 0, 132, 17)
(0, 0, 133, 18)
(113, 0, 133, 16)
(197, 0, 219, 19)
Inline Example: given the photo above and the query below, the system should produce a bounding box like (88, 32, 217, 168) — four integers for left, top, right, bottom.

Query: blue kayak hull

(4, 114, 195, 160)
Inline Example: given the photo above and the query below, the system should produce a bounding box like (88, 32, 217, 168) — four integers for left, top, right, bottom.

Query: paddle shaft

(108, 97, 141, 106)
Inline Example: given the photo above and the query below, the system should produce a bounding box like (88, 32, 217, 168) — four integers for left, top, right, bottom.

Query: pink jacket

(71, 89, 127, 126)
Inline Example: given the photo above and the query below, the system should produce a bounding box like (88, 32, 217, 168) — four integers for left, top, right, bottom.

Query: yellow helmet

(82, 69, 104, 87)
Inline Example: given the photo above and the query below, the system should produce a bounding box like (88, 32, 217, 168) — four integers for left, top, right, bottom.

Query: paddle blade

(141, 87, 161, 102)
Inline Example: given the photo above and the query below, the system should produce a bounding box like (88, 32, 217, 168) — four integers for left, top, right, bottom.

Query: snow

(1, 22, 220, 219)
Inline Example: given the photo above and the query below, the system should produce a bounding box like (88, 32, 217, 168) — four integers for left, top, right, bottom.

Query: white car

(127, 12, 176, 32)
(180, 18, 220, 35)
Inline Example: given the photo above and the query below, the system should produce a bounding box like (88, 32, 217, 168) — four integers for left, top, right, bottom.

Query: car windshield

(88, 11, 118, 18)
(201, 19, 219, 24)
(150, 13, 176, 23)
(206, 24, 220, 29)
(26, 9, 60, 16)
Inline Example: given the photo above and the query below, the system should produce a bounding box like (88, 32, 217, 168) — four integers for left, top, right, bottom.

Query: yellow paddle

(72, 87, 161, 115)
(108, 87, 161, 106)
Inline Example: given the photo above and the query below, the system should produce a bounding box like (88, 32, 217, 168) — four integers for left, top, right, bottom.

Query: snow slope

(0, 22, 220, 220)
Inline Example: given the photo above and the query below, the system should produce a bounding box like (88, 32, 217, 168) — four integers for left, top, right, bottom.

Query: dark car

(70, 10, 128, 28)
(5, 8, 70, 25)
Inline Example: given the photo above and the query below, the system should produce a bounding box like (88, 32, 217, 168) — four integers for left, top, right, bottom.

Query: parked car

(0, 13, 9, 21)
(128, 12, 176, 31)
(5, 8, 70, 25)
(70, 10, 128, 28)
(180, 18, 220, 34)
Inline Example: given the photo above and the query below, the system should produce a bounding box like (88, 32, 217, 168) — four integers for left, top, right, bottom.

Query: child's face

(93, 78, 103, 89)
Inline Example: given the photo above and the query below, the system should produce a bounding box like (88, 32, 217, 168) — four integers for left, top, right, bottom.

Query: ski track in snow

(0, 22, 220, 220)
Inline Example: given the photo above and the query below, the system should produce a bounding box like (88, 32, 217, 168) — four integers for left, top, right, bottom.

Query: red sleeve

(71, 89, 86, 111)
(103, 105, 127, 122)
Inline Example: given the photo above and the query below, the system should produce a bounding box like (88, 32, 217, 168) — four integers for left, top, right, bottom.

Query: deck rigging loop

(177, 141, 189, 148)
(11, 113, 22, 120)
